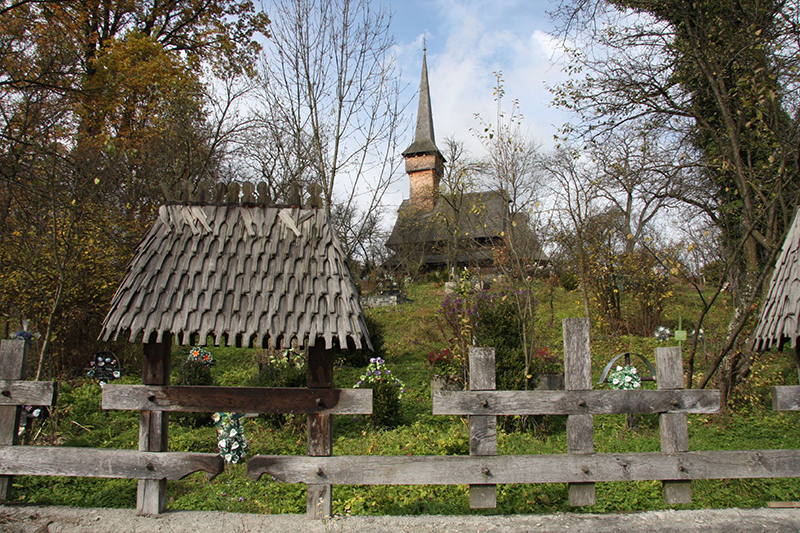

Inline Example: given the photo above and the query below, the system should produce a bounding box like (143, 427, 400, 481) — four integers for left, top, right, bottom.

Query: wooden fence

(1, 318, 800, 519)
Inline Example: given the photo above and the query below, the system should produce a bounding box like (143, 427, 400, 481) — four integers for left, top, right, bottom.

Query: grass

(8, 281, 800, 515)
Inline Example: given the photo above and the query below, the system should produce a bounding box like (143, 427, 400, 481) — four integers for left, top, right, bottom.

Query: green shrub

(354, 357, 406, 429)
(251, 349, 307, 428)
(173, 354, 216, 427)
(368, 381, 402, 429)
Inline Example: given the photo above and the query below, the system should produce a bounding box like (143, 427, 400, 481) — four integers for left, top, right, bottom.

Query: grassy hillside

(9, 281, 800, 515)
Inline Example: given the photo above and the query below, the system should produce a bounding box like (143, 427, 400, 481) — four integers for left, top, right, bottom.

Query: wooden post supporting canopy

(137, 334, 171, 516)
(0, 339, 28, 500)
(306, 341, 334, 519)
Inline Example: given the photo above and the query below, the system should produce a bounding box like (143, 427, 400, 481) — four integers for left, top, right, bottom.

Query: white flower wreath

(609, 364, 641, 390)
(212, 412, 248, 463)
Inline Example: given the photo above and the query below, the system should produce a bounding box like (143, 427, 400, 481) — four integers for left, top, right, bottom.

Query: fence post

(137, 334, 171, 515)
(656, 346, 692, 504)
(306, 342, 333, 519)
(0, 339, 29, 500)
(564, 317, 595, 506)
(469, 346, 497, 508)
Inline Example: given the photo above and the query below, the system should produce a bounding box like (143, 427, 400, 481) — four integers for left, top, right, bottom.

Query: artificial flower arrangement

(266, 347, 306, 369)
(354, 357, 406, 398)
(213, 412, 247, 464)
(187, 346, 215, 368)
(87, 352, 122, 384)
(609, 364, 641, 390)
(654, 325, 673, 342)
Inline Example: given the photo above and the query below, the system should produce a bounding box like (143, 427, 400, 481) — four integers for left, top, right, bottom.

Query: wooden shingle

(754, 209, 800, 350)
(100, 204, 371, 351)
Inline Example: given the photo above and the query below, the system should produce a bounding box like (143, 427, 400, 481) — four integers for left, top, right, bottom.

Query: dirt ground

(2, 505, 800, 532)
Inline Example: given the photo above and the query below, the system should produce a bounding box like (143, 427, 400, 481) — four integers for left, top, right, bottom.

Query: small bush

(354, 357, 406, 429)
(369, 381, 402, 428)
(173, 349, 216, 427)
(251, 349, 307, 428)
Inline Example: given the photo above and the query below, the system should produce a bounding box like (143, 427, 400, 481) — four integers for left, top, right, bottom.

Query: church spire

(402, 48, 445, 212)
(402, 48, 442, 158)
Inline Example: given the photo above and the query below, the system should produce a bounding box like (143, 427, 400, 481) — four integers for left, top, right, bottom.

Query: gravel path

(2, 505, 800, 532)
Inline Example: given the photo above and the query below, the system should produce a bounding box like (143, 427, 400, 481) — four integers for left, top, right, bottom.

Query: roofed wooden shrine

(99, 180, 371, 516)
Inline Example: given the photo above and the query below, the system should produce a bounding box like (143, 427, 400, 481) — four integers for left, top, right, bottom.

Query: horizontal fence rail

(433, 389, 720, 416)
(0, 446, 223, 480)
(772, 386, 800, 411)
(0, 381, 56, 407)
(248, 449, 800, 485)
(102, 385, 372, 415)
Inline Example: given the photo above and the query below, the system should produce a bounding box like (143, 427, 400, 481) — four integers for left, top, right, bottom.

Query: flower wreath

(87, 352, 122, 384)
(654, 326, 672, 342)
(213, 412, 247, 464)
(609, 364, 641, 390)
(187, 346, 215, 368)
(354, 357, 406, 399)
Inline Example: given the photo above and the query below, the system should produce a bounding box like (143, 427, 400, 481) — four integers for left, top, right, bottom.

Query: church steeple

(403, 48, 444, 212)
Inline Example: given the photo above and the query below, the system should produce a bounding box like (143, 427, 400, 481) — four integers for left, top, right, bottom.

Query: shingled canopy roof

(753, 208, 800, 351)
(100, 196, 371, 351)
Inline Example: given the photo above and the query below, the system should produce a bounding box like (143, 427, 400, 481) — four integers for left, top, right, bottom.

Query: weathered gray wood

(138, 338, 170, 516)
(563, 317, 595, 507)
(242, 181, 256, 204)
(656, 346, 692, 504)
(99, 203, 371, 354)
(306, 343, 333, 519)
(248, 449, 800, 485)
(307, 484, 331, 520)
(103, 385, 372, 415)
(433, 389, 720, 415)
(656, 346, 684, 389)
(468, 346, 496, 509)
(0, 381, 56, 407)
(469, 416, 497, 456)
(772, 386, 800, 411)
(0, 339, 28, 500)
(469, 347, 496, 391)
(564, 318, 591, 391)
(567, 414, 595, 505)
(0, 446, 222, 480)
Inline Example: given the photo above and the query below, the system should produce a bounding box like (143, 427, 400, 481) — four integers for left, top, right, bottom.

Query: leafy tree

(553, 0, 800, 399)
(0, 0, 268, 376)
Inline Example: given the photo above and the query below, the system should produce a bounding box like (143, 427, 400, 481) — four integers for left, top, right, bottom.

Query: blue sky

(383, 0, 570, 206)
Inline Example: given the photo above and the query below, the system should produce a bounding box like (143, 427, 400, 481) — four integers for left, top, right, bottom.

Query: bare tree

(255, 0, 407, 259)
(542, 147, 600, 320)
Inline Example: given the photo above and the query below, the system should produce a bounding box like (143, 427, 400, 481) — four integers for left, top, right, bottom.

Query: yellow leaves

(94, 178, 100, 185)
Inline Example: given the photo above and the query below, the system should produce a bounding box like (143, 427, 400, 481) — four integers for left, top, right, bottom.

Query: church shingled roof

(100, 200, 371, 351)
(386, 190, 512, 249)
(401, 49, 444, 160)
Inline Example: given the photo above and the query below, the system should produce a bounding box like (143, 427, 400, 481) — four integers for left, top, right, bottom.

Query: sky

(383, 0, 571, 209)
